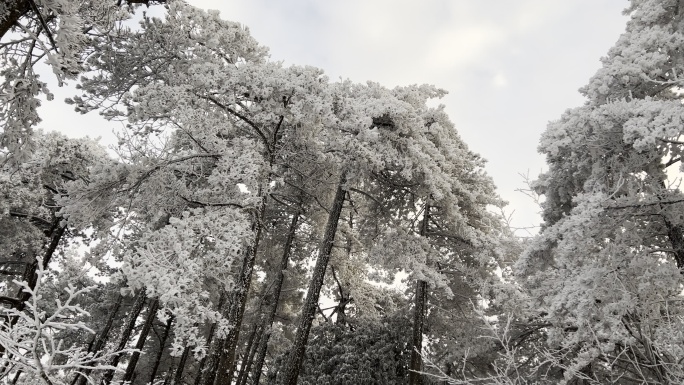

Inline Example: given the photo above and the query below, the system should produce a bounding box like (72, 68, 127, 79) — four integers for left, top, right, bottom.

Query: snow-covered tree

(0, 0, 166, 163)
(2, 2, 510, 384)
(518, 1, 684, 383)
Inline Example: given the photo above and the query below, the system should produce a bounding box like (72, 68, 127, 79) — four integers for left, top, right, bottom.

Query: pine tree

(518, 1, 684, 383)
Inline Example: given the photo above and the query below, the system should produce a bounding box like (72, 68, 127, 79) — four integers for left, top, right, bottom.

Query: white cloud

(491, 71, 508, 88)
(423, 25, 505, 71)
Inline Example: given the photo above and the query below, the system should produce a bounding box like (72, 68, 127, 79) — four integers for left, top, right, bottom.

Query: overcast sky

(42, 0, 630, 232)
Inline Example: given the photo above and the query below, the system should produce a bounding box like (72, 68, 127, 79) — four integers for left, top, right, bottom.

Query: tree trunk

(409, 279, 427, 385)
(251, 210, 301, 385)
(102, 290, 147, 385)
(409, 204, 430, 385)
(149, 314, 174, 385)
(656, 181, 684, 269)
(664, 218, 684, 269)
(172, 345, 191, 385)
(123, 298, 160, 383)
(10, 370, 22, 385)
(0, 220, 66, 365)
(15, 222, 66, 308)
(235, 324, 263, 385)
(164, 363, 176, 385)
(74, 294, 124, 385)
(279, 173, 347, 385)
(201, 298, 233, 385)
(195, 291, 226, 385)
(213, 186, 269, 385)
(0, 0, 29, 40)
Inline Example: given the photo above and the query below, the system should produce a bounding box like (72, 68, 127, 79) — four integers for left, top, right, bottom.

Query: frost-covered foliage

(0, 0, 163, 163)
(122, 206, 252, 354)
(294, 313, 412, 385)
(3, 2, 508, 384)
(0, 130, 109, 299)
(0, 260, 125, 384)
(516, 0, 684, 383)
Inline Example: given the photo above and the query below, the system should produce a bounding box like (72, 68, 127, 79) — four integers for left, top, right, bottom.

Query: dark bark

(123, 297, 160, 383)
(195, 291, 226, 385)
(0, 0, 29, 40)
(409, 279, 427, 385)
(17, 222, 66, 307)
(10, 370, 22, 385)
(279, 173, 347, 385)
(172, 345, 191, 385)
(149, 314, 174, 385)
(101, 290, 147, 385)
(330, 265, 350, 327)
(664, 218, 684, 269)
(201, 295, 234, 385)
(164, 363, 175, 385)
(251, 210, 301, 385)
(74, 294, 124, 385)
(213, 188, 269, 385)
(0, 0, 170, 40)
(0, 221, 66, 359)
(409, 204, 430, 385)
(235, 324, 263, 385)
(655, 181, 684, 270)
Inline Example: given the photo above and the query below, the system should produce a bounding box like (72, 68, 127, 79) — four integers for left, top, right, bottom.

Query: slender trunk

(172, 345, 191, 385)
(409, 204, 430, 385)
(236, 324, 263, 385)
(149, 314, 174, 385)
(195, 291, 226, 385)
(251, 210, 301, 385)
(15, 222, 66, 309)
(0, 221, 66, 362)
(123, 298, 160, 383)
(408, 279, 427, 385)
(201, 294, 235, 385)
(101, 290, 147, 385)
(10, 370, 21, 385)
(0, 0, 30, 40)
(280, 173, 347, 385)
(164, 363, 175, 385)
(74, 294, 124, 385)
(214, 187, 269, 385)
(656, 180, 684, 269)
(664, 218, 684, 269)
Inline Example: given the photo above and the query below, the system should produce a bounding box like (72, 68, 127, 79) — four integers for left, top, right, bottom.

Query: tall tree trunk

(409, 204, 430, 385)
(195, 291, 226, 385)
(235, 324, 263, 385)
(172, 345, 191, 385)
(213, 186, 269, 385)
(409, 279, 427, 385)
(149, 314, 174, 385)
(279, 173, 347, 385)
(251, 210, 301, 385)
(656, 180, 684, 269)
(10, 370, 22, 385)
(0, 220, 66, 366)
(0, 0, 30, 40)
(74, 293, 124, 385)
(123, 298, 160, 383)
(102, 290, 147, 385)
(663, 217, 684, 269)
(201, 294, 235, 385)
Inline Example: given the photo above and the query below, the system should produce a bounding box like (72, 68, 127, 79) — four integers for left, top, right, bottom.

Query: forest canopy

(1, 1, 684, 385)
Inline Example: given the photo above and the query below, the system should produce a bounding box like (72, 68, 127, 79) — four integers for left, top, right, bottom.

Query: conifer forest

(2, 0, 684, 384)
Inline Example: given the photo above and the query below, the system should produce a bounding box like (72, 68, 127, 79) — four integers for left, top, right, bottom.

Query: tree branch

(199, 95, 271, 152)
